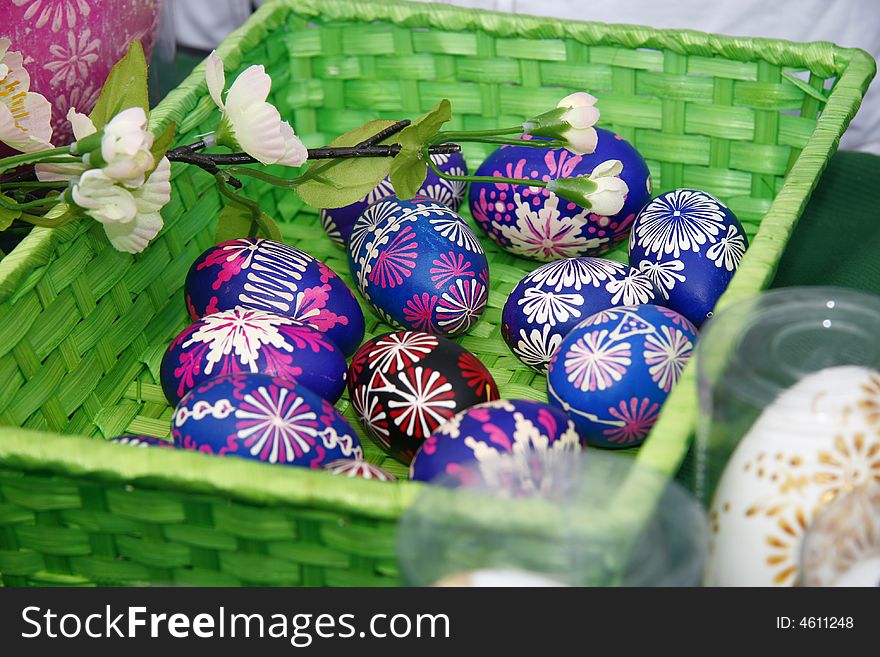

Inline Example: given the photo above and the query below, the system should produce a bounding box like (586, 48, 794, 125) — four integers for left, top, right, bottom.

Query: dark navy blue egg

(348, 197, 489, 337)
(409, 399, 584, 485)
(546, 304, 697, 448)
(184, 238, 365, 356)
(172, 373, 363, 468)
(159, 308, 347, 406)
(628, 189, 748, 328)
(468, 128, 651, 262)
(501, 257, 661, 373)
(110, 435, 174, 448)
(321, 151, 468, 248)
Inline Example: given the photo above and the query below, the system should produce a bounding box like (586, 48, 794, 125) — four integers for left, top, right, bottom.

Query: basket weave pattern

(0, 0, 873, 586)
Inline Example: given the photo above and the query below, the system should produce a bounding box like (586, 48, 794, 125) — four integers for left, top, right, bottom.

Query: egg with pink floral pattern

(348, 197, 490, 337)
(160, 308, 347, 406)
(184, 238, 365, 356)
(468, 129, 651, 262)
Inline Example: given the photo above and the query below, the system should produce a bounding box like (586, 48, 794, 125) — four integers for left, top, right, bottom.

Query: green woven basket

(0, 0, 873, 587)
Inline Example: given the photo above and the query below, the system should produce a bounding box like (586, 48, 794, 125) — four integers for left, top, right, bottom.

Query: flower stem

(0, 147, 72, 175)
(214, 174, 261, 237)
(432, 126, 524, 143)
(422, 146, 548, 188)
(0, 180, 68, 190)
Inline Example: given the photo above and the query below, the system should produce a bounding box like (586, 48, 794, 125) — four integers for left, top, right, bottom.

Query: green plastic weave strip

(0, 0, 873, 586)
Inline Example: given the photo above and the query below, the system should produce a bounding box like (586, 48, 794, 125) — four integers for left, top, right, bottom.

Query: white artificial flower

(206, 51, 308, 167)
(36, 107, 94, 182)
(97, 106, 155, 187)
(586, 159, 628, 216)
(0, 37, 53, 152)
(555, 92, 600, 155)
(70, 168, 138, 224)
(103, 157, 171, 253)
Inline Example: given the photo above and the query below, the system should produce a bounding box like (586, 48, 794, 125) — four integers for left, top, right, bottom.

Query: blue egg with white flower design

(547, 304, 697, 448)
(628, 189, 748, 328)
(160, 308, 347, 406)
(321, 151, 468, 248)
(502, 257, 661, 373)
(184, 238, 365, 356)
(348, 196, 490, 337)
(172, 373, 363, 468)
(409, 399, 585, 485)
(468, 128, 651, 262)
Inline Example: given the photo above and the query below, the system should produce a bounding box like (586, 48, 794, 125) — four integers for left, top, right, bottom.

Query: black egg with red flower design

(347, 331, 499, 464)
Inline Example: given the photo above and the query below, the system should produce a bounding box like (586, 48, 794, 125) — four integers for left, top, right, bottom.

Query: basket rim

(0, 0, 875, 512)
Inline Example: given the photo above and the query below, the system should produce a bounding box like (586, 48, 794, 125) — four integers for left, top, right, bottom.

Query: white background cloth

(169, 0, 880, 153)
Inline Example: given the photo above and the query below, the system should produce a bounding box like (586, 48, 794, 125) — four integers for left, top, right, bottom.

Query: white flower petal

(103, 211, 163, 254)
(229, 102, 286, 165)
(36, 160, 86, 182)
(205, 51, 226, 110)
(99, 106, 155, 187)
(132, 157, 172, 213)
(226, 64, 272, 117)
(588, 175, 629, 216)
(0, 37, 10, 61)
(71, 169, 138, 224)
(561, 126, 597, 155)
(589, 159, 623, 179)
(558, 92, 597, 109)
(563, 105, 600, 130)
(277, 121, 308, 167)
(67, 107, 96, 140)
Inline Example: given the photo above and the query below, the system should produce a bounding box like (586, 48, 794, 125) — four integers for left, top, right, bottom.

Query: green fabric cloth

(772, 151, 880, 294)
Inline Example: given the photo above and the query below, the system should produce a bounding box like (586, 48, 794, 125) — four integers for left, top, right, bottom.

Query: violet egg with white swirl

(348, 196, 490, 337)
(628, 189, 748, 328)
(184, 238, 365, 356)
(468, 128, 651, 262)
(172, 373, 362, 468)
(160, 308, 347, 406)
(321, 151, 468, 248)
(546, 304, 698, 448)
(502, 257, 661, 373)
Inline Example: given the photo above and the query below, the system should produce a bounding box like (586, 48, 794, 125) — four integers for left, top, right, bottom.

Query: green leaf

(295, 120, 398, 209)
(150, 121, 176, 163)
(0, 197, 21, 231)
(89, 40, 149, 130)
(389, 99, 452, 199)
(215, 198, 283, 242)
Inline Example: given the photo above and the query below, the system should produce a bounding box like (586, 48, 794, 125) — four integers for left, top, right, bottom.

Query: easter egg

(110, 435, 173, 448)
(502, 257, 661, 373)
(172, 373, 362, 467)
(409, 399, 584, 485)
(348, 197, 489, 337)
(321, 151, 468, 247)
(628, 189, 748, 328)
(468, 128, 651, 262)
(324, 459, 396, 481)
(706, 366, 880, 586)
(546, 304, 697, 448)
(184, 238, 365, 356)
(348, 331, 499, 464)
(159, 308, 347, 406)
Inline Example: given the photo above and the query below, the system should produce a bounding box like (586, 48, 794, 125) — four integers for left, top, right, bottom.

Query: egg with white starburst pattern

(468, 128, 651, 262)
(321, 151, 468, 247)
(348, 331, 499, 464)
(547, 304, 698, 448)
(184, 238, 365, 356)
(502, 257, 661, 373)
(324, 459, 396, 481)
(172, 373, 362, 468)
(409, 399, 585, 485)
(348, 196, 490, 337)
(160, 308, 347, 406)
(628, 189, 748, 328)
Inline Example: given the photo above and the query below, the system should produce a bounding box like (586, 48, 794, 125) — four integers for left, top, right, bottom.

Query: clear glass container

(697, 287, 880, 586)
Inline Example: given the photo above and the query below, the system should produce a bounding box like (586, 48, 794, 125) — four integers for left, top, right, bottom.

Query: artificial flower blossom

(0, 37, 53, 153)
(522, 92, 600, 155)
(546, 159, 629, 216)
(206, 51, 308, 167)
(68, 156, 171, 253)
(35, 107, 93, 181)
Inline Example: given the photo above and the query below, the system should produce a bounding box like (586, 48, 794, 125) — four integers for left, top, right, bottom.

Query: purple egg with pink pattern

(409, 399, 584, 486)
(172, 373, 363, 468)
(110, 435, 174, 448)
(468, 128, 652, 262)
(546, 304, 697, 448)
(184, 238, 365, 356)
(160, 308, 347, 406)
